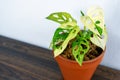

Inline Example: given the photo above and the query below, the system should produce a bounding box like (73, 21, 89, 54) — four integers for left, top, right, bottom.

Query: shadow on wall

(102, 31, 120, 70)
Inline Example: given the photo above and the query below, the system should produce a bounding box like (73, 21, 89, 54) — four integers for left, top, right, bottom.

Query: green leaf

(53, 26, 80, 57)
(72, 37, 90, 65)
(52, 28, 70, 49)
(46, 12, 76, 24)
(47, 12, 79, 57)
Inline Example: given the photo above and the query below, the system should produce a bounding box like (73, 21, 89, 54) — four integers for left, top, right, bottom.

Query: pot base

(55, 48, 106, 80)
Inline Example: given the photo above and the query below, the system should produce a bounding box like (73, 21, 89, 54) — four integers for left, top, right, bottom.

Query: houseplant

(46, 6, 107, 80)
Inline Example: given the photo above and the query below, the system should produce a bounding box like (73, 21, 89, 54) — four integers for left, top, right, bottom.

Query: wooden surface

(0, 36, 120, 80)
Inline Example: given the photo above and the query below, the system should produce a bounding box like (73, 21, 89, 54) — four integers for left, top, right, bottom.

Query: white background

(0, 0, 120, 70)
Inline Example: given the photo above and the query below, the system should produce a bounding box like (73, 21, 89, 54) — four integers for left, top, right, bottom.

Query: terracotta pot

(55, 48, 106, 80)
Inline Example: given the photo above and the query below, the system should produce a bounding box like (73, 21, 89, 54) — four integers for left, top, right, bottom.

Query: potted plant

(46, 6, 107, 80)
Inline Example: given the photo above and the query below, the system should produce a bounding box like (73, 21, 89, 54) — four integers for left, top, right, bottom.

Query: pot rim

(56, 47, 106, 65)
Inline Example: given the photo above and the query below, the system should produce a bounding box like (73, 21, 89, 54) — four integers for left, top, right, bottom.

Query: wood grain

(0, 36, 120, 80)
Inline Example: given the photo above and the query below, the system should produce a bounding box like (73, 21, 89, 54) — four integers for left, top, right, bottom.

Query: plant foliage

(46, 6, 107, 65)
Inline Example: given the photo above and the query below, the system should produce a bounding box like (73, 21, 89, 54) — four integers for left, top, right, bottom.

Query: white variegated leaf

(80, 16, 100, 36)
(81, 6, 108, 50)
(87, 6, 104, 29)
(90, 27, 107, 50)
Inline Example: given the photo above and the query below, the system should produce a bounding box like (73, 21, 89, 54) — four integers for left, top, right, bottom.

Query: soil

(60, 39, 103, 61)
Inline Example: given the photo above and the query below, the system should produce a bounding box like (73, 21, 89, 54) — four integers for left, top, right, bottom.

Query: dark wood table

(0, 36, 120, 80)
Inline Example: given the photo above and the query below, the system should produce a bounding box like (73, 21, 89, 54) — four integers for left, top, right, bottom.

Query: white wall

(0, 0, 120, 70)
